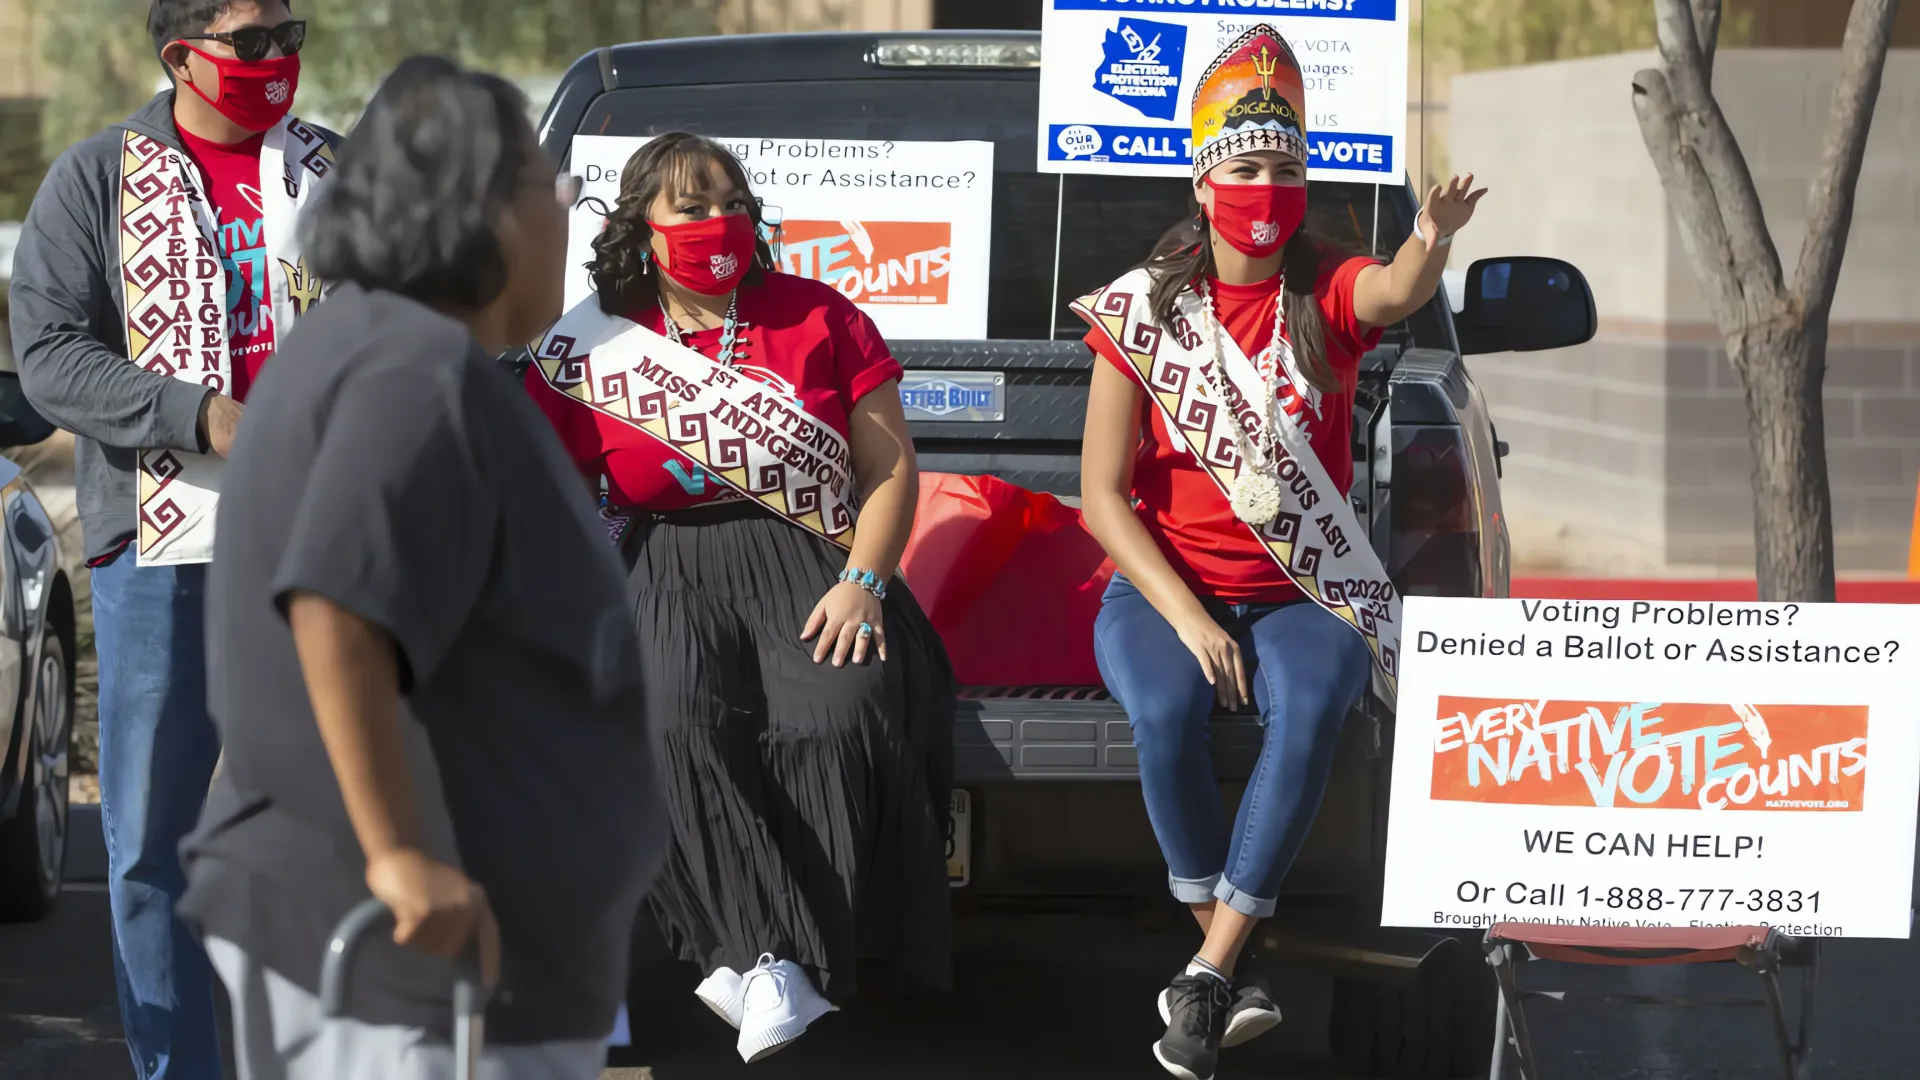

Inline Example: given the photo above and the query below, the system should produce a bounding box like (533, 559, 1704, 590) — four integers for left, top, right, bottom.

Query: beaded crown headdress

(1189, 24, 1309, 181)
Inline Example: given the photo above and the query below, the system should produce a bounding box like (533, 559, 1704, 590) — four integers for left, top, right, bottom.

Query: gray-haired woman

(180, 55, 666, 1080)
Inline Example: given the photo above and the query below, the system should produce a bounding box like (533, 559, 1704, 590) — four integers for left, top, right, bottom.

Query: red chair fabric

(1489, 922, 1774, 967)
(900, 473, 1115, 688)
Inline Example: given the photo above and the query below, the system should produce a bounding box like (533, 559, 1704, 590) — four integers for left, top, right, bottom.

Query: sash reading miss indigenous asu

(1074, 268, 1402, 705)
(532, 299, 860, 546)
(119, 116, 333, 565)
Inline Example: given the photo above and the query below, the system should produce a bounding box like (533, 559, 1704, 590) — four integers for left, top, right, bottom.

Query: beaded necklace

(1193, 277, 1289, 526)
(659, 290, 741, 367)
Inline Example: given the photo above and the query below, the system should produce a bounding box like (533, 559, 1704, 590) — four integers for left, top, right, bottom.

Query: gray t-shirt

(180, 284, 665, 1044)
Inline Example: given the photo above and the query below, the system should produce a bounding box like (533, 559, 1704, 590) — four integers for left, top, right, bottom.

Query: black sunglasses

(174, 21, 307, 63)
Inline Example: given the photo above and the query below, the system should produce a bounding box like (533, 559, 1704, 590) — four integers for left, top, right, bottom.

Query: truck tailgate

(895, 339, 1090, 499)
(958, 689, 1304, 783)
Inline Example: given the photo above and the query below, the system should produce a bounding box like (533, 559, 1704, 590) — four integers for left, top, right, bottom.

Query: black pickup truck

(536, 29, 1597, 1078)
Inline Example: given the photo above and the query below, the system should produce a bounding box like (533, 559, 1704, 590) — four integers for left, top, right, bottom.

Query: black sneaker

(1222, 980, 1282, 1047)
(1153, 974, 1233, 1080)
(1158, 979, 1284, 1050)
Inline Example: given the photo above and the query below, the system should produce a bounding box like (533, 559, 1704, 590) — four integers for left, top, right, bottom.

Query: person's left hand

(802, 581, 886, 666)
(1418, 173, 1489, 250)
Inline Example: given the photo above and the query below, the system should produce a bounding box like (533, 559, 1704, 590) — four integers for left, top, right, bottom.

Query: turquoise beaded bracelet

(838, 566, 888, 600)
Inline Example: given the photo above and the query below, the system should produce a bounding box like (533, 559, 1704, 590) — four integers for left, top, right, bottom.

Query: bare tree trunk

(1630, 0, 1900, 603)
(1740, 327, 1834, 600)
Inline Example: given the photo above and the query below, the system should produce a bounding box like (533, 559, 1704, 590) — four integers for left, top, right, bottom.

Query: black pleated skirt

(622, 501, 955, 1001)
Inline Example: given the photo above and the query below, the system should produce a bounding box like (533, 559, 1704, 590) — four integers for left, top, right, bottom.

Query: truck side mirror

(1454, 256, 1597, 355)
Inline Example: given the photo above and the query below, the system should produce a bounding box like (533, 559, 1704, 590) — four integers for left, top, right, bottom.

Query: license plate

(947, 789, 972, 888)
(900, 371, 1004, 423)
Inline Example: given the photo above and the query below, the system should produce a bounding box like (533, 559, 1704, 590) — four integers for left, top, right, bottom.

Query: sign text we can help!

(1382, 597, 1920, 939)
(564, 135, 994, 340)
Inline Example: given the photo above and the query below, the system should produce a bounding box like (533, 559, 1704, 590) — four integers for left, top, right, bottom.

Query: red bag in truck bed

(900, 473, 1114, 688)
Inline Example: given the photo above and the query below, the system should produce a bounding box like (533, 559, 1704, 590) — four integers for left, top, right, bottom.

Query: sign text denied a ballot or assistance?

(1382, 597, 1920, 939)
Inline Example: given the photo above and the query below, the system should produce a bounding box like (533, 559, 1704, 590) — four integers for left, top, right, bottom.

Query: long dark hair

(1141, 200, 1347, 394)
(587, 133, 776, 315)
(304, 56, 531, 309)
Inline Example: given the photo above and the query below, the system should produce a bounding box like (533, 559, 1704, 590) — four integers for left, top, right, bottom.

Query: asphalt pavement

(8, 868, 1920, 1080)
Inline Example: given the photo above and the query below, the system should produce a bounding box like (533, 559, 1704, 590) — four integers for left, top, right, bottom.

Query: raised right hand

(201, 393, 244, 458)
(365, 847, 501, 987)
(1173, 611, 1252, 712)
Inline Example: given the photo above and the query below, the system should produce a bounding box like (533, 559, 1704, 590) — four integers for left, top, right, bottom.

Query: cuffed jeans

(1093, 574, 1370, 918)
(92, 553, 223, 1079)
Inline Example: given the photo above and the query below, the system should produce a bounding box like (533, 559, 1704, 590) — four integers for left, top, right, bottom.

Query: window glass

(579, 80, 1421, 342)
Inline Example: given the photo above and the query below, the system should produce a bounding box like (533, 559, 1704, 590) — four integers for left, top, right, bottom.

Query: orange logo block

(774, 220, 952, 306)
(1429, 698, 1869, 812)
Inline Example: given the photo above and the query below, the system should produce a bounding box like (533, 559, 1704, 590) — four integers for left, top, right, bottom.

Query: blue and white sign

(1038, 0, 1410, 183)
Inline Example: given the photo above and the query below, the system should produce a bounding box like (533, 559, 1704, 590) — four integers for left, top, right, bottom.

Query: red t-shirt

(528, 273, 904, 510)
(178, 127, 275, 401)
(1086, 255, 1385, 604)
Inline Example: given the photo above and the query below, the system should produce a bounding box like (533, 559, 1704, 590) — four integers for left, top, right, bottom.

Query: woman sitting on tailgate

(523, 132, 955, 1065)
(1075, 25, 1486, 1080)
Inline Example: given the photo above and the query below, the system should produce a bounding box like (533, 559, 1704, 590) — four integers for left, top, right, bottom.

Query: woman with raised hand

(1075, 25, 1485, 1080)
(524, 132, 955, 1063)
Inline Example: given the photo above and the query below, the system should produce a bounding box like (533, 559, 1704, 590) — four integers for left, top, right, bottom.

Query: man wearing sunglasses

(7, 2, 337, 1077)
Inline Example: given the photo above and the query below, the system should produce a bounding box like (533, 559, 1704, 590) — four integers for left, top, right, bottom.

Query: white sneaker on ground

(734, 953, 838, 1063)
(695, 966, 746, 1029)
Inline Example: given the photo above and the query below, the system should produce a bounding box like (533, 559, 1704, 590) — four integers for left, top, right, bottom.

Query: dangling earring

(639, 248, 652, 274)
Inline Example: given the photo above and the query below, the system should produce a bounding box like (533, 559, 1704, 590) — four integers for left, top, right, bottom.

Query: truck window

(576, 80, 1408, 341)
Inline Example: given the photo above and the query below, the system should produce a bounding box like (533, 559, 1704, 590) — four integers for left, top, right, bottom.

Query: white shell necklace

(1194, 278, 1290, 527)
(659, 290, 741, 367)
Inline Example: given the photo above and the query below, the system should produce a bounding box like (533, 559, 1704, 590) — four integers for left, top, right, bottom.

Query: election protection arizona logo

(1094, 18, 1185, 121)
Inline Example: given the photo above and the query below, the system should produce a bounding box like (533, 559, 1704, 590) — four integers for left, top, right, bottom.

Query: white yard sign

(1382, 597, 1920, 939)
(566, 136, 995, 340)
(1037, 0, 1410, 182)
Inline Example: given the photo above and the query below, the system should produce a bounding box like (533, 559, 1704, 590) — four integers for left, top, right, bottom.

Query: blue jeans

(1093, 574, 1371, 918)
(91, 553, 223, 1079)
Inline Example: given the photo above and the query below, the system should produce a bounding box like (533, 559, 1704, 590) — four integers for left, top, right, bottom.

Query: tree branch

(1791, 0, 1902, 320)
(1693, 0, 1722, 82)
(1650, 0, 1785, 314)
(1631, 68, 1749, 335)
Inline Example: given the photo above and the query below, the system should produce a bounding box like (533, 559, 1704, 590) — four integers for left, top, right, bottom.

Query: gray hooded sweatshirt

(8, 93, 338, 562)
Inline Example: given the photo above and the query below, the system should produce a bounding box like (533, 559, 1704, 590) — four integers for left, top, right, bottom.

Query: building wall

(1451, 49, 1920, 577)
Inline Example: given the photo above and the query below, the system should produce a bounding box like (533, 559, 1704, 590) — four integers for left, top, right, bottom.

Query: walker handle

(318, 897, 489, 1021)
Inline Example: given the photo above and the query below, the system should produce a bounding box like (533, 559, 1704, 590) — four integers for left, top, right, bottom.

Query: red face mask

(650, 214, 757, 296)
(179, 46, 300, 132)
(1204, 177, 1307, 258)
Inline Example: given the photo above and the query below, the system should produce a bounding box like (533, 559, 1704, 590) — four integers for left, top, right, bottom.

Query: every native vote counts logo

(1420, 601, 1887, 815)
(774, 220, 952, 306)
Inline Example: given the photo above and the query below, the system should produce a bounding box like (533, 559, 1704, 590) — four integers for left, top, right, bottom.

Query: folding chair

(1483, 922, 1818, 1080)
